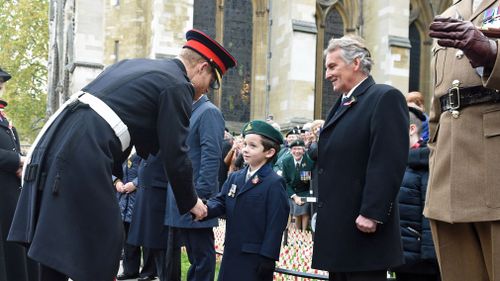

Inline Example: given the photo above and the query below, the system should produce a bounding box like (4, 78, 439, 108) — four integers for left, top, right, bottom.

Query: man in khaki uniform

(424, 0, 500, 280)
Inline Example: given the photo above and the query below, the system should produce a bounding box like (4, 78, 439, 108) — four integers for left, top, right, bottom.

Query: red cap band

(185, 40, 227, 74)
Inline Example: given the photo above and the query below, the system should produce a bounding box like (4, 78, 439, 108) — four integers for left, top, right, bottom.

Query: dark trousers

(162, 227, 182, 281)
(178, 227, 215, 281)
(122, 222, 156, 277)
(329, 270, 387, 281)
(39, 265, 67, 281)
(395, 272, 441, 281)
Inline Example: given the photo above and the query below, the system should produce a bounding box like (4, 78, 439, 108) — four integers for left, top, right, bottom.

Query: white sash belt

(22, 91, 130, 185)
(77, 92, 130, 151)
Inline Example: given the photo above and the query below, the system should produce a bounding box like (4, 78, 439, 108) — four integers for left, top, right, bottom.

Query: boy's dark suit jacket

(206, 163, 289, 281)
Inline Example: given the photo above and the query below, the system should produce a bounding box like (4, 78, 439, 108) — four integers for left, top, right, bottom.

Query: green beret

(242, 120, 284, 145)
(286, 126, 301, 137)
(289, 139, 305, 148)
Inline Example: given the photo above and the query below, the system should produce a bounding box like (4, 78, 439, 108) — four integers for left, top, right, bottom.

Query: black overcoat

(8, 58, 198, 281)
(127, 153, 169, 249)
(311, 76, 408, 272)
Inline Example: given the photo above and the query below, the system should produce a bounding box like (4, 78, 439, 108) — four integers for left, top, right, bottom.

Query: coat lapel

(236, 163, 272, 197)
(322, 76, 375, 131)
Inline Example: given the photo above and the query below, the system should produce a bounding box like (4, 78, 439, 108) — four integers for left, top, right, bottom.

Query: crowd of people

(1, 1, 500, 281)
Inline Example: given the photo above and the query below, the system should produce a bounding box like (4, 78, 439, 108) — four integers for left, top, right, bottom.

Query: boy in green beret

(205, 120, 290, 281)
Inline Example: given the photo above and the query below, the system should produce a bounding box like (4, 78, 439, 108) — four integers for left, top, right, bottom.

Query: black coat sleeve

(158, 83, 197, 214)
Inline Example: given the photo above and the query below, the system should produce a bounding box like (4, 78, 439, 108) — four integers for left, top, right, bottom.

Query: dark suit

(312, 76, 408, 275)
(165, 95, 224, 281)
(206, 163, 290, 281)
(8, 58, 198, 281)
(0, 117, 38, 281)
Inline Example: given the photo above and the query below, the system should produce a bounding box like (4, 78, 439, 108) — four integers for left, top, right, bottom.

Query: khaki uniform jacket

(424, 0, 500, 223)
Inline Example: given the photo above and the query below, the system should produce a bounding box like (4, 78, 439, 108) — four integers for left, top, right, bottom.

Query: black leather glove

(429, 16, 497, 68)
(256, 257, 275, 279)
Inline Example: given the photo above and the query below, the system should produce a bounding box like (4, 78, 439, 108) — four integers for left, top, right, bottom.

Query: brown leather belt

(440, 85, 500, 112)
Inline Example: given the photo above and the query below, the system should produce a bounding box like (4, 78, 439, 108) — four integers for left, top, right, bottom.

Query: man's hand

(115, 180, 124, 193)
(429, 16, 497, 68)
(190, 198, 208, 221)
(123, 182, 137, 193)
(355, 214, 377, 233)
(292, 195, 304, 206)
(16, 167, 22, 178)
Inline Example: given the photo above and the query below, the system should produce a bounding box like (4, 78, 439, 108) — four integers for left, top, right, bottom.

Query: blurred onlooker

(281, 140, 314, 231)
(115, 153, 156, 281)
(301, 123, 313, 148)
(0, 68, 39, 281)
(128, 153, 173, 281)
(218, 129, 233, 191)
(406, 91, 429, 142)
(224, 135, 245, 175)
(310, 120, 324, 141)
(274, 126, 301, 174)
(307, 119, 324, 214)
(393, 106, 440, 281)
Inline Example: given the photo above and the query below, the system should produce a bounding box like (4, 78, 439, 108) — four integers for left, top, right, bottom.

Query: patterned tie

(334, 96, 349, 115)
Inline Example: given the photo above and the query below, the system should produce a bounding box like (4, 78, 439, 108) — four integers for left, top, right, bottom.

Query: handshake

(190, 197, 208, 221)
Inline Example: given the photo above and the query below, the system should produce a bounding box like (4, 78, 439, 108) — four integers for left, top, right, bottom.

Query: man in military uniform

(423, 1, 500, 280)
(274, 126, 301, 174)
(8, 30, 236, 281)
(0, 68, 39, 281)
(281, 139, 314, 231)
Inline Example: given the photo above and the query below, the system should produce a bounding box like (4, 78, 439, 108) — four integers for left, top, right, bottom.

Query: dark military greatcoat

(8, 58, 198, 281)
(0, 117, 37, 281)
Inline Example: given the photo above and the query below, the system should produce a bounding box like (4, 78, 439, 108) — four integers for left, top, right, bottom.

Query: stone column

(268, 0, 317, 128)
(363, 0, 411, 93)
(72, 0, 105, 94)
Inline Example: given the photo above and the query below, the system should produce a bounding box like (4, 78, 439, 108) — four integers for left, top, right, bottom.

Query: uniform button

(317, 202, 323, 208)
(318, 168, 324, 174)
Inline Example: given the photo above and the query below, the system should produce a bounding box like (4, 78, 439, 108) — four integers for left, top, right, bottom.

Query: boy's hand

(257, 257, 275, 279)
(190, 198, 208, 221)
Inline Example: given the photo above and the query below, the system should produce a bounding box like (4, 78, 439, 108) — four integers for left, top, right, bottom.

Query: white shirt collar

(246, 167, 260, 181)
(342, 76, 368, 99)
(294, 157, 303, 167)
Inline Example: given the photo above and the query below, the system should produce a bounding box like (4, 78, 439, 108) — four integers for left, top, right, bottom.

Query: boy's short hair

(260, 135, 282, 163)
(242, 120, 284, 163)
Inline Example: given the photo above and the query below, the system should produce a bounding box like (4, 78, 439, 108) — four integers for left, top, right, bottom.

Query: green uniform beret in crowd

(289, 139, 305, 148)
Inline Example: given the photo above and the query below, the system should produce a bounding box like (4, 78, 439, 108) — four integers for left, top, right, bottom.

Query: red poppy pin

(342, 96, 357, 106)
(251, 175, 260, 185)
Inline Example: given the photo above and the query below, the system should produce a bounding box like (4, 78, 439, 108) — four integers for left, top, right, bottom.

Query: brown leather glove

(429, 16, 497, 68)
